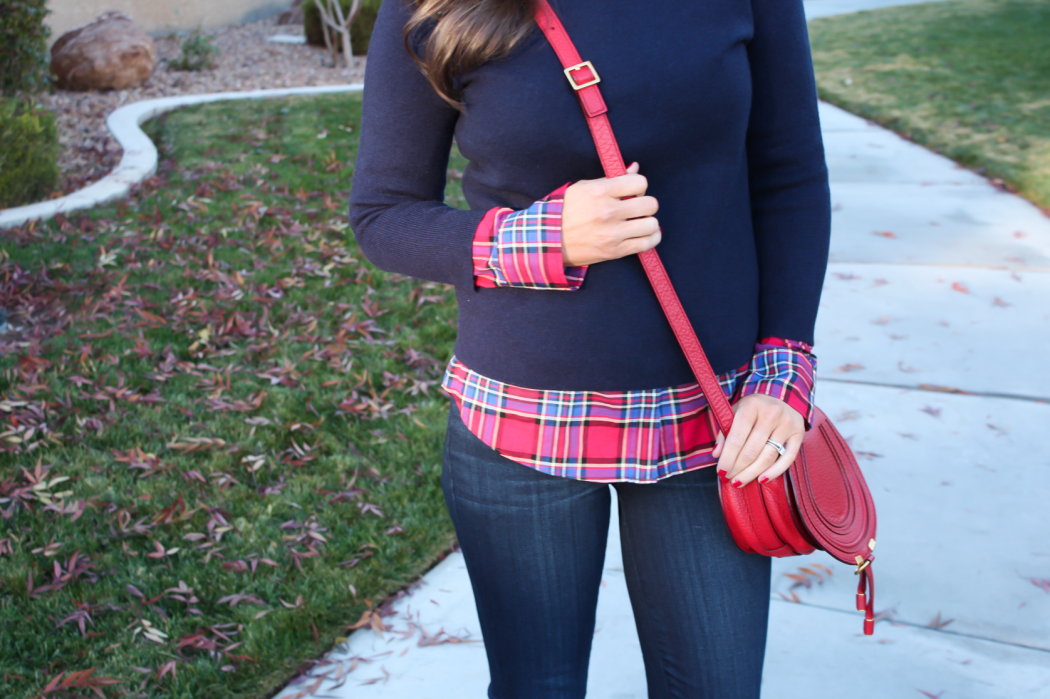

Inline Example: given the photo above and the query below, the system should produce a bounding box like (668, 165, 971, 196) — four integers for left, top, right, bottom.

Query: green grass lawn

(0, 92, 470, 699)
(809, 0, 1050, 210)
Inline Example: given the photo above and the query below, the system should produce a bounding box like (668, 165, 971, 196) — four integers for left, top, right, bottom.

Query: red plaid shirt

(443, 186, 817, 483)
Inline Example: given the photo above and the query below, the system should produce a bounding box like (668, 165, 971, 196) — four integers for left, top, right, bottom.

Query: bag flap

(787, 407, 878, 567)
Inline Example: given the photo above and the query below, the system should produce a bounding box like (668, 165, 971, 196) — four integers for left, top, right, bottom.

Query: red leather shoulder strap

(534, 0, 737, 434)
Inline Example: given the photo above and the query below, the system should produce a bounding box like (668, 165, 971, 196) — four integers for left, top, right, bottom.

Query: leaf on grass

(146, 540, 179, 558)
(167, 437, 229, 453)
(39, 667, 122, 696)
(131, 618, 169, 644)
(56, 608, 95, 637)
(156, 660, 178, 682)
(358, 502, 384, 518)
(216, 591, 266, 607)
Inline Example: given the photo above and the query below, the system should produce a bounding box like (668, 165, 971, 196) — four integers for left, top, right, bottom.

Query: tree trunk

(315, 0, 362, 73)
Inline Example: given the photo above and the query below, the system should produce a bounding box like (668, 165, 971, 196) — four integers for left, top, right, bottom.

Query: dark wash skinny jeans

(441, 405, 771, 699)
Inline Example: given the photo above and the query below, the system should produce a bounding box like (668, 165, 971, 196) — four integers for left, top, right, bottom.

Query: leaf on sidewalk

(925, 611, 954, 629)
(834, 363, 865, 373)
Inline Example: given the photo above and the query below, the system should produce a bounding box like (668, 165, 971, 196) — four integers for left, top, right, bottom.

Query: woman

(348, 0, 830, 696)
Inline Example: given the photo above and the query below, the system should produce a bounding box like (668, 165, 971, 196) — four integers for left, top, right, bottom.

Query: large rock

(50, 12, 155, 91)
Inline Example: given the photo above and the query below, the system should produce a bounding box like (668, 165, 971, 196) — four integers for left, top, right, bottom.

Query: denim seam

(444, 416, 462, 530)
(618, 495, 677, 699)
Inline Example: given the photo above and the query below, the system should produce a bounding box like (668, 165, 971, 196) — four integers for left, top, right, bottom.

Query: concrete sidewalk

(276, 4, 1050, 698)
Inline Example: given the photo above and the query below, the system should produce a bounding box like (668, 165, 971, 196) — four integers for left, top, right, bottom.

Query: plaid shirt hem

(472, 183, 587, 290)
(441, 339, 817, 483)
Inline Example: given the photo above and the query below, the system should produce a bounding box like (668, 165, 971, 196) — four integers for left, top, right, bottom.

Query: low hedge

(0, 0, 51, 96)
(0, 98, 59, 208)
(303, 0, 382, 56)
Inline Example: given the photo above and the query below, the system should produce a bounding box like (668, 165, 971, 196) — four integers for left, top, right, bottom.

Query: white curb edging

(0, 83, 365, 230)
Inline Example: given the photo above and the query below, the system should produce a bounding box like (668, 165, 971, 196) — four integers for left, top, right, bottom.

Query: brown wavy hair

(405, 0, 537, 110)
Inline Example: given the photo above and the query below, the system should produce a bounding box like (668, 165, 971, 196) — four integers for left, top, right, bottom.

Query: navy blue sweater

(348, 0, 830, 391)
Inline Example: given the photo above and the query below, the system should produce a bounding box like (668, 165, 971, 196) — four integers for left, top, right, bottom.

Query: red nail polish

(717, 470, 728, 481)
(759, 476, 770, 484)
(732, 479, 743, 488)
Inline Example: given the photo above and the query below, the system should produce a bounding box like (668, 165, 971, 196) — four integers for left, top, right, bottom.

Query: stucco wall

(46, 0, 290, 42)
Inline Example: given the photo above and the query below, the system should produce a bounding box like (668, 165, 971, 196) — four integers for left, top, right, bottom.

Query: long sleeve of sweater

(347, 0, 486, 289)
(346, 0, 831, 389)
(746, 0, 832, 345)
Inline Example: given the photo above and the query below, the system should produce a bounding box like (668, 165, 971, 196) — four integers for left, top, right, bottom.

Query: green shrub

(0, 0, 51, 96)
(169, 29, 219, 71)
(0, 98, 59, 208)
(304, 0, 382, 56)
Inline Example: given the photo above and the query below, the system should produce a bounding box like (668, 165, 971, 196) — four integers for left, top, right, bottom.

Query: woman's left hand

(712, 393, 806, 488)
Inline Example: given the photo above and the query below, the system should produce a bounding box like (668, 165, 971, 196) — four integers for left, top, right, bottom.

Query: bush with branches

(0, 98, 59, 207)
(0, 0, 51, 96)
(304, 0, 382, 58)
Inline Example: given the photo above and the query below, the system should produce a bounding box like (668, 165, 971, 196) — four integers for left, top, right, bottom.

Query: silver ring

(766, 438, 786, 457)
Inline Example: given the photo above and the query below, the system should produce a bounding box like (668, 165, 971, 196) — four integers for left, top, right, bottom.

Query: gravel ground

(40, 16, 366, 197)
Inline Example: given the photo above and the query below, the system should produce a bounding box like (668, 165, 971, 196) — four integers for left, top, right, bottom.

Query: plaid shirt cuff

(472, 183, 587, 290)
(737, 337, 817, 428)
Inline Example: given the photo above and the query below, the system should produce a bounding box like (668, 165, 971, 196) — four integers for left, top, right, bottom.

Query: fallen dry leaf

(834, 363, 865, 373)
(166, 437, 229, 453)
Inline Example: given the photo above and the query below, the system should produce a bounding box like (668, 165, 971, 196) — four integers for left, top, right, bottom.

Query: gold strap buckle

(564, 60, 600, 90)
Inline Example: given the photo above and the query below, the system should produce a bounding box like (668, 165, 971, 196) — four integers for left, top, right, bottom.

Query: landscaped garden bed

(42, 16, 364, 200)
(0, 92, 469, 699)
(808, 0, 1050, 210)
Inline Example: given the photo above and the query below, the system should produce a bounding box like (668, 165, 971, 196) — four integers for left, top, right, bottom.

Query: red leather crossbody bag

(533, 0, 880, 635)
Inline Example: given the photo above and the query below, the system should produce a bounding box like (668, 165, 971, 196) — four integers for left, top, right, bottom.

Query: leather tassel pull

(863, 566, 875, 636)
(856, 573, 867, 611)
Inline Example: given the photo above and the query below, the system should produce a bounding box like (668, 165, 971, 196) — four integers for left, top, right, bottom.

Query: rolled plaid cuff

(737, 337, 817, 428)
(471, 183, 587, 290)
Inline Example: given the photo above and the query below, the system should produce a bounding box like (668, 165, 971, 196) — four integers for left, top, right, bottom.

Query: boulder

(50, 12, 155, 91)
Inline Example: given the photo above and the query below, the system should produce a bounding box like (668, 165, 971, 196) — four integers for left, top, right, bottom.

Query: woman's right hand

(561, 162, 661, 267)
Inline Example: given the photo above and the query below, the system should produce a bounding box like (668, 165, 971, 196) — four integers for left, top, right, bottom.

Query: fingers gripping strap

(533, 0, 736, 435)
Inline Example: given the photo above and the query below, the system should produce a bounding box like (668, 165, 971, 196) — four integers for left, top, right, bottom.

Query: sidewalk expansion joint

(772, 598, 1050, 654)
(819, 377, 1050, 404)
